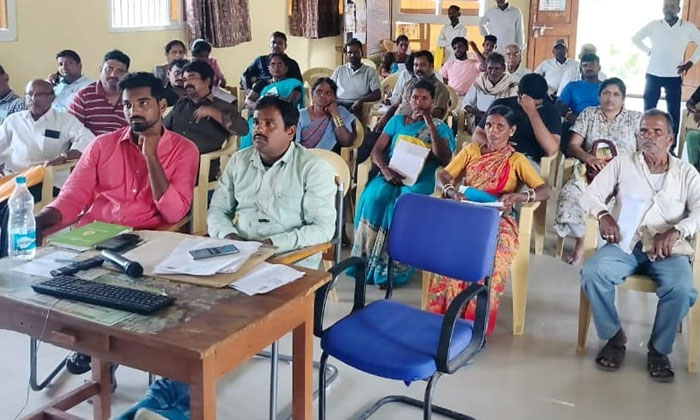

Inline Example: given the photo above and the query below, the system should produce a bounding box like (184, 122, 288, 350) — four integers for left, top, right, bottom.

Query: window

(110, 0, 182, 32)
(0, 0, 17, 42)
(399, 0, 482, 17)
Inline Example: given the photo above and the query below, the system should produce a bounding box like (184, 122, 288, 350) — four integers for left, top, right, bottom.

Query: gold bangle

(332, 115, 344, 128)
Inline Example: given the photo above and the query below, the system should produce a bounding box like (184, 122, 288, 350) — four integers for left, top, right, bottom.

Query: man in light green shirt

(207, 95, 337, 267)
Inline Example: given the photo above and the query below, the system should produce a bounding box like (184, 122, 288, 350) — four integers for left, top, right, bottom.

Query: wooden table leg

(91, 358, 112, 420)
(190, 356, 217, 420)
(292, 295, 313, 420)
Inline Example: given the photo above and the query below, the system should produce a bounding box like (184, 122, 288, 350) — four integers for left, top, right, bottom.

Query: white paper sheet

(229, 262, 305, 296)
(11, 251, 79, 278)
(615, 197, 648, 253)
(153, 238, 261, 276)
(388, 136, 430, 186)
(460, 200, 505, 208)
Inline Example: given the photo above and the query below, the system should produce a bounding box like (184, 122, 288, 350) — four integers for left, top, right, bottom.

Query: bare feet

(564, 238, 585, 265)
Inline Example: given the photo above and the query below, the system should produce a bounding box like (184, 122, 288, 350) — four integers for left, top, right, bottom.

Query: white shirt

(0, 109, 94, 186)
(437, 23, 467, 61)
(508, 64, 532, 82)
(479, 4, 525, 53)
(633, 19, 700, 78)
(535, 58, 580, 95)
(331, 63, 381, 103)
(390, 69, 412, 105)
(462, 84, 498, 112)
(557, 68, 608, 96)
(585, 152, 700, 255)
(52, 75, 91, 113)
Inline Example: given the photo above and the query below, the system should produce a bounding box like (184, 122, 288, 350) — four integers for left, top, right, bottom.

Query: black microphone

(101, 250, 144, 278)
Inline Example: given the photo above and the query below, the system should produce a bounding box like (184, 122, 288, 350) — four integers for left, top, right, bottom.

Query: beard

(130, 118, 155, 133)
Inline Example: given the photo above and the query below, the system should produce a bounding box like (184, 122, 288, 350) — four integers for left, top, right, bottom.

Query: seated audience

(296, 78, 355, 151)
(557, 43, 608, 96)
(68, 49, 130, 136)
(535, 38, 579, 96)
(478, 34, 498, 71)
(0, 79, 94, 185)
(50, 50, 91, 112)
(472, 73, 561, 169)
(683, 84, 700, 169)
(242, 31, 303, 90)
(241, 53, 304, 149)
(191, 39, 226, 88)
(0, 65, 27, 124)
(505, 43, 531, 81)
(32, 73, 199, 375)
(388, 53, 415, 106)
(380, 34, 410, 77)
(462, 52, 518, 123)
(439, 37, 481, 100)
(350, 80, 455, 286)
(331, 38, 381, 115)
(118, 95, 336, 420)
(428, 105, 550, 335)
(162, 58, 188, 107)
(554, 78, 642, 265)
(556, 54, 603, 123)
(581, 109, 700, 383)
(153, 40, 187, 86)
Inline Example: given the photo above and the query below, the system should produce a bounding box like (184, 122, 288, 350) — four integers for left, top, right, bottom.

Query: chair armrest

(356, 159, 373, 205)
(314, 256, 367, 337)
(268, 242, 333, 265)
(436, 282, 489, 374)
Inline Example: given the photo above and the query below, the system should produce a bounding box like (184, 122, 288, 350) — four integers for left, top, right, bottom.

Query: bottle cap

(15, 176, 26, 184)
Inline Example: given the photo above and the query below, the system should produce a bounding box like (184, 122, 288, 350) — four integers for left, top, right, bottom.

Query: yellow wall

(0, 0, 343, 93)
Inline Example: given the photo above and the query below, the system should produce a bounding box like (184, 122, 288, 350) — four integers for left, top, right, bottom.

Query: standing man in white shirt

(535, 38, 579, 97)
(49, 50, 91, 113)
(437, 5, 467, 62)
(633, 0, 700, 137)
(480, 0, 524, 54)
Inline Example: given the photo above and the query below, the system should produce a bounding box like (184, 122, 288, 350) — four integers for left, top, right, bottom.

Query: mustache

(185, 84, 195, 90)
(254, 133, 267, 141)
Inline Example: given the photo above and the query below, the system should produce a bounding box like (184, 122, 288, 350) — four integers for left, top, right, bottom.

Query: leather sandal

(595, 340, 626, 372)
(647, 351, 675, 383)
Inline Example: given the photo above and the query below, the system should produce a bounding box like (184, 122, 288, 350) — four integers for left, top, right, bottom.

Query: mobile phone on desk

(189, 244, 240, 260)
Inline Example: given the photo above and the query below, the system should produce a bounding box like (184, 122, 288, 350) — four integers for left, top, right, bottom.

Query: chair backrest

(445, 86, 459, 121)
(387, 194, 500, 282)
(361, 58, 377, 70)
(308, 149, 351, 196)
(303, 67, 334, 106)
(380, 73, 399, 98)
(340, 119, 365, 165)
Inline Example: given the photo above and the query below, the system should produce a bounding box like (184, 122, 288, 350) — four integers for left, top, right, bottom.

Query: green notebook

(48, 222, 132, 251)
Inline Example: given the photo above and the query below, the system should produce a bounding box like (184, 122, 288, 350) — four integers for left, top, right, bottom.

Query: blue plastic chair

(315, 193, 500, 419)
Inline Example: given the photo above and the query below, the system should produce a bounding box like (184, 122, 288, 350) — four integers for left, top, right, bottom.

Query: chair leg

(423, 373, 440, 420)
(577, 287, 592, 355)
(688, 300, 700, 372)
(534, 200, 546, 255)
(512, 206, 534, 336)
(421, 271, 432, 310)
(318, 352, 329, 420)
(269, 341, 279, 420)
(556, 236, 566, 259)
(29, 338, 68, 392)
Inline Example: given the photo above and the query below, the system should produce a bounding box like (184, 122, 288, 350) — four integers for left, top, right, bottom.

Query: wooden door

(682, 0, 700, 99)
(527, 0, 580, 69)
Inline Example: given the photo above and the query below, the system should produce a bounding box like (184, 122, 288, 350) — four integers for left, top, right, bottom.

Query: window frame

(108, 0, 184, 33)
(392, 0, 486, 26)
(0, 0, 17, 42)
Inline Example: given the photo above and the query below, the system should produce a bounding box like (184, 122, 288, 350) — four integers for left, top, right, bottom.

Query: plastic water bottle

(8, 176, 36, 260)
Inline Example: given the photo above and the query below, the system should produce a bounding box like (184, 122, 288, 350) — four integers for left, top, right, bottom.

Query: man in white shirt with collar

(505, 44, 531, 82)
(633, 0, 700, 137)
(0, 79, 93, 186)
(479, 0, 524, 54)
(49, 50, 91, 113)
(437, 5, 467, 62)
(582, 109, 700, 384)
(535, 38, 579, 96)
(331, 38, 381, 116)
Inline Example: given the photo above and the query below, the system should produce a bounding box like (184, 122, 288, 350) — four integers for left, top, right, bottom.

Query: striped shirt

(68, 81, 127, 136)
(0, 90, 27, 125)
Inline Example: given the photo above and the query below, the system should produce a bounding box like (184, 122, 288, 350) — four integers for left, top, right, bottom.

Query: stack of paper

(153, 238, 262, 276)
(388, 134, 431, 186)
(230, 262, 305, 296)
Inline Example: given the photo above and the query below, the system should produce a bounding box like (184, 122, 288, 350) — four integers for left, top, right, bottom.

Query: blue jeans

(643, 73, 682, 137)
(581, 243, 697, 355)
(116, 379, 190, 420)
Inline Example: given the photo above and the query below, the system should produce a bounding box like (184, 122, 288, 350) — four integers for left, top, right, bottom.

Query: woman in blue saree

(240, 52, 304, 148)
(351, 80, 456, 286)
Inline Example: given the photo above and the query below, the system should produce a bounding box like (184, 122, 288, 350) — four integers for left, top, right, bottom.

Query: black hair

(413, 50, 434, 66)
(164, 40, 186, 54)
(580, 53, 600, 64)
(118, 72, 166, 102)
(345, 38, 364, 53)
(182, 60, 215, 89)
(518, 73, 549, 101)
(0, 65, 5, 75)
(599, 77, 626, 98)
(395, 35, 409, 44)
(271, 31, 288, 43)
(103, 49, 131, 70)
(405, 53, 416, 75)
(412, 79, 435, 99)
(451, 36, 468, 48)
(56, 49, 81, 64)
(255, 95, 300, 128)
(191, 39, 212, 54)
(269, 52, 287, 64)
(484, 35, 498, 45)
(486, 52, 506, 67)
(643, 109, 675, 135)
(168, 58, 189, 71)
(312, 77, 338, 96)
(448, 5, 460, 11)
(486, 104, 517, 127)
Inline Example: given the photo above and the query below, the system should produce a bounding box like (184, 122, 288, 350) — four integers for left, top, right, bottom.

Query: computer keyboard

(31, 276, 175, 315)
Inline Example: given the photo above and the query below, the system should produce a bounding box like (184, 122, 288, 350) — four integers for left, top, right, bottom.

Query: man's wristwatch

(59, 152, 68, 162)
(596, 210, 610, 221)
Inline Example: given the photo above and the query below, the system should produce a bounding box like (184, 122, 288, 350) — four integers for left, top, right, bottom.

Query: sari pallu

(240, 78, 305, 149)
(426, 145, 520, 336)
(349, 115, 456, 286)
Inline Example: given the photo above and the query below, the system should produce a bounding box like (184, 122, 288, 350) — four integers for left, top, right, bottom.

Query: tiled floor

(1, 241, 699, 420)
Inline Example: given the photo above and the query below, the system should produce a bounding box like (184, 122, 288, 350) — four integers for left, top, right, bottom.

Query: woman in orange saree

(426, 105, 550, 335)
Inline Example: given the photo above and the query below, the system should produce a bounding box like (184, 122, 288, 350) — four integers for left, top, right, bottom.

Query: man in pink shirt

(439, 37, 482, 100)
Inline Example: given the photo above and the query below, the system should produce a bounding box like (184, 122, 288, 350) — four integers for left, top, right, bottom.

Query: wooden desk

(0, 249, 331, 420)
